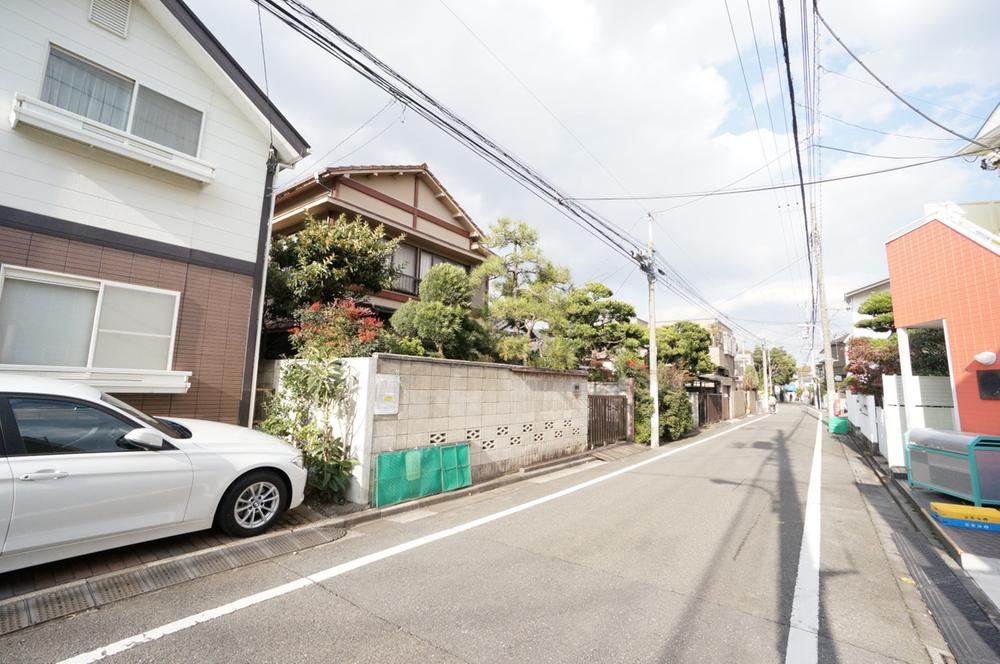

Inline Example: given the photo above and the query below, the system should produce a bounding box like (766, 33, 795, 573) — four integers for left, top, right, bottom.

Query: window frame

(0, 265, 181, 372)
(40, 45, 206, 158)
(0, 394, 144, 457)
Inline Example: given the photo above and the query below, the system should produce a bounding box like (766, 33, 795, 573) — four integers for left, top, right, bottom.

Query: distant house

(885, 202, 1000, 434)
(816, 333, 848, 387)
(844, 278, 892, 339)
(658, 318, 737, 421)
(272, 164, 491, 318)
(0, 0, 309, 425)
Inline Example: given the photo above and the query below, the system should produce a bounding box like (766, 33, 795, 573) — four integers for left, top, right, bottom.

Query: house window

(41, 48, 133, 130)
(391, 244, 418, 295)
(0, 266, 179, 371)
(40, 47, 203, 157)
(131, 86, 203, 156)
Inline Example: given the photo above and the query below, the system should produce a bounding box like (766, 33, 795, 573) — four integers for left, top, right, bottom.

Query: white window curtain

(92, 286, 176, 370)
(0, 279, 98, 366)
(131, 86, 203, 156)
(41, 48, 133, 130)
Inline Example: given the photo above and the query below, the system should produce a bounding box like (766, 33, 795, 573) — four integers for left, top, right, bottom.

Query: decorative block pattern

(496, 425, 509, 436)
(510, 435, 522, 446)
(429, 432, 447, 444)
(544, 421, 554, 430)
(522, 423, 534, 432)
(554, 430, 564, 439)
(481, 439, 495, 450)
(563, 418, 572, 428)
(533, 432, 544, 442)
(466, 428, 481, 440)
(572, 427, 581, 436)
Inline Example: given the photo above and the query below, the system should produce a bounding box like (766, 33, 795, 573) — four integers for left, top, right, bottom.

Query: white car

(0, 375, 306, 574)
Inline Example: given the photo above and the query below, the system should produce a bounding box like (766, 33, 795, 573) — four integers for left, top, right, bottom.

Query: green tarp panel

(828, 416, 849, 435)
(374, 443, 471, 508)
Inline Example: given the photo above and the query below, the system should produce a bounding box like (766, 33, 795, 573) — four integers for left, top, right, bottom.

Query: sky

(190, 0, 1000, 361)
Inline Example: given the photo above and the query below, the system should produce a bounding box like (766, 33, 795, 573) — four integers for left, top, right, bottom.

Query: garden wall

(269, 354, 589, 504)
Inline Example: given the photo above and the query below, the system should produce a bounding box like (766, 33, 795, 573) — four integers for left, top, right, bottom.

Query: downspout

(239, 148, 279, 427)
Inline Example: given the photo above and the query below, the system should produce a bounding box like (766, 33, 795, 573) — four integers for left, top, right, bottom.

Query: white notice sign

(374, 373, 400, 415)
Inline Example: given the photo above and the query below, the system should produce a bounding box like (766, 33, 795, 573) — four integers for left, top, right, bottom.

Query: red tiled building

(886, 202, 1000, 434)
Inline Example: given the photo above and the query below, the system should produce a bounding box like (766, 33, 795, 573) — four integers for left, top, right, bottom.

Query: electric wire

(568, 154, 962, 201)
(815, 6, 991, 150)
(291, 98, 397, 178)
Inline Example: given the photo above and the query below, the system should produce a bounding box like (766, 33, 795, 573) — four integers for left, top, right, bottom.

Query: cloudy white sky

(191, 0, 1000, 360)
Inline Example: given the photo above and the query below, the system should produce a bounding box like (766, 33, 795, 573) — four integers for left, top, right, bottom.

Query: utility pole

(762, 339, 771, 411)
(646, 214, 660, 448)
(813, 211, 837, 418)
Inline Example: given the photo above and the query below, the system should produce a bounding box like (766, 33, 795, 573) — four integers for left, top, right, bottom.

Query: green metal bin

(906, 428, 1000, 507)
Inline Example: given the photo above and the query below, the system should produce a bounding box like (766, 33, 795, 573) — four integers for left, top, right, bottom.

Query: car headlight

(290, 452, 306, 469)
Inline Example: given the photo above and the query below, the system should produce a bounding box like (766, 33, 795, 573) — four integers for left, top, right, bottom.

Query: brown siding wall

(0, 226, 252, 424)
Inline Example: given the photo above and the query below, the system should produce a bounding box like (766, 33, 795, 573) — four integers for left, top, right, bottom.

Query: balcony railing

(391, 274, 420, 295)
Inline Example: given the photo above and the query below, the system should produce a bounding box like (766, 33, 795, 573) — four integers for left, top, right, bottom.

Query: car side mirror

(123, 428, 166, 451)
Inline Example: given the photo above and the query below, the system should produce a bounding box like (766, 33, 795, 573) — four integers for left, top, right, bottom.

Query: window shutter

(89, 0, 132, 38)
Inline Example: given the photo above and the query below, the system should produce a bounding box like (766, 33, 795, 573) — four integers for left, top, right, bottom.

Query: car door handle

(18, 470, 70, 481)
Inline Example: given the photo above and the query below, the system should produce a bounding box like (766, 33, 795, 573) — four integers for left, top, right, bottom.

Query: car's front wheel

(216, 470, 289, 537)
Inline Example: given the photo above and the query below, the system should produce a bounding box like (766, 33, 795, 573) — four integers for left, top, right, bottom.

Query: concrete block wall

(372, 354, 589, 483)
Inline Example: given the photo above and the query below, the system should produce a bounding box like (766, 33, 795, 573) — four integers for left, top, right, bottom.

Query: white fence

(847, 375, 955, 469)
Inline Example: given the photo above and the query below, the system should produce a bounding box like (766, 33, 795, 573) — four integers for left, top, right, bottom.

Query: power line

(815, 6, 991, 150)
(333, 104, 406, 162)
(817, 65, 988, 122)
(721, 0, 798, 315)
(435, 0, 651, 219)
(256, 0, 646, 268)
(776, 0, 814, 291)
(817, 144, 960, 160)
(256, 0, 780, 344)
(292, 98, 397, 177)
(798, 103, 966, 142)
(566, 153, 963, 201)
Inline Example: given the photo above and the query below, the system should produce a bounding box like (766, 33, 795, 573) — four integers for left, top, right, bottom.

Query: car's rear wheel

(216, 470, 289, 537)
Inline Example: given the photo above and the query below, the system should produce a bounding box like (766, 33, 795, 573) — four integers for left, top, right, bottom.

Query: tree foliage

(390, 263, 494, 360)
(474, 218, 570, 366)
(656, 322, 716, 377)
(559, 282, 646, 365)
(266, 213, 400, 324)
(753, 346, 797, 387)
(291, 300, 389, 358)
(843, 292, 948, 399)
(855, 291, 895, 333)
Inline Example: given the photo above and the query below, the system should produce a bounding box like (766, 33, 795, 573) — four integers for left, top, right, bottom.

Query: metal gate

(588, 395, 627, 448)
(701, 393, 724, 426)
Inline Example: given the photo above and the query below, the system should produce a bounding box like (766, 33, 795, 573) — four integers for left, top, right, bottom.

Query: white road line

(785, 414, 824, 664)
(60, 416, 767, 664)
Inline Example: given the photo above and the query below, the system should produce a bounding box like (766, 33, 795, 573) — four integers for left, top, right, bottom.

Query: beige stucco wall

(372, 355, 588, 483)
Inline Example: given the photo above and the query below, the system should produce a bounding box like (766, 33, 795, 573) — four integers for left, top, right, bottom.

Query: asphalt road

(2, 405, 952, 663)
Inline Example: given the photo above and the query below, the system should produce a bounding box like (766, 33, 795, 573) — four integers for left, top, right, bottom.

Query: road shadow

(657, 407, 832, 662)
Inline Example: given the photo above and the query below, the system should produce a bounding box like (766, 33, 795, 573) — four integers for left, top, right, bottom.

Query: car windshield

(100, 394, 190, 439)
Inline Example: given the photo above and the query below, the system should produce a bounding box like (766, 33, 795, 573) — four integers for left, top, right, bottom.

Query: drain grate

(0, 525, 347, 636)
(188, 549, 235, 577)
(142, 559, 196, 591)
(0, 600, 30, 634)
(26, 585, 94, 624)
(225, 541, 271, 567)
(89, 570, 147, 604)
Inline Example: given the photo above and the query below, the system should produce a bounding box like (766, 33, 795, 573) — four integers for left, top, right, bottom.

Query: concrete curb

(847, 438, 1000, 634)
(0, 442, 630, 635)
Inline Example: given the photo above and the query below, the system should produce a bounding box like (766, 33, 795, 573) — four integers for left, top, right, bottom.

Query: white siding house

(0, 0, 309, 424)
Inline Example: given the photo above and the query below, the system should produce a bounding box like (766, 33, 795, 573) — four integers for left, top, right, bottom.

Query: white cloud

(187, 0, 1000, 360)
